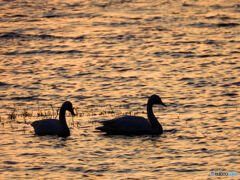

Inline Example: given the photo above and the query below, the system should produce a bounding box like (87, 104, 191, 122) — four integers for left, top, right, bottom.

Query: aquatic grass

(21, 109, 32, 118)
(8, 109, 16, 121)
(0, 116, 3, 127)
(21, 108, 33, 124)
(3, 104, 147, 130)
(36, 111, 51, 118)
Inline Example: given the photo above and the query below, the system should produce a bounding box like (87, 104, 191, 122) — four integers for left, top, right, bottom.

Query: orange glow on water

(0, 0, 239, 179)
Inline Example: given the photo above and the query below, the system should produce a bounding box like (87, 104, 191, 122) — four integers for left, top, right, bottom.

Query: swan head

(62, 101, 76, 116)
(149, 94, 166, 107)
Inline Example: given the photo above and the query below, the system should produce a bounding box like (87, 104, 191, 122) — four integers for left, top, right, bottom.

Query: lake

(0, 0, 239, 179)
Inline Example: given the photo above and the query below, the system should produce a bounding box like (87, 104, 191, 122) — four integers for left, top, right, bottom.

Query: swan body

(31, 101, 75, 137)
(96, 94, 166, 135)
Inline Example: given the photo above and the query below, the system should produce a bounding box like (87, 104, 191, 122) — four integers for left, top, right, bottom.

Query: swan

(96, 94, 166, 135)
(31, 101, 75, 137)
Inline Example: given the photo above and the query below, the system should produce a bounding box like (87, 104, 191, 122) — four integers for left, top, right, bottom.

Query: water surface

(0, 0, 239, 179)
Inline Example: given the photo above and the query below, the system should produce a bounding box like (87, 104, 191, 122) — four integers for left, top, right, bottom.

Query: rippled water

(0, 0, 239, 179)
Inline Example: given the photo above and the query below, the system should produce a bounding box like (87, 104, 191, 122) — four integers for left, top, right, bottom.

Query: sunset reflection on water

(0, 0, 239, 179)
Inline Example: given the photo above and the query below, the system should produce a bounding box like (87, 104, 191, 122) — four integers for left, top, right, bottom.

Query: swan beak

(70, 109, 76, 116)
(161, 102, 167, 107)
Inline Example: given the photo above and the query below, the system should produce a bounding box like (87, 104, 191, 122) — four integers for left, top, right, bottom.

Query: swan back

(31, 119, 70, 136)
(97, 115, 161, 135)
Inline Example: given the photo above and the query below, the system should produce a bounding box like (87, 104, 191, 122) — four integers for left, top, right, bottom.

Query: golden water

(0, 0, 239, 179)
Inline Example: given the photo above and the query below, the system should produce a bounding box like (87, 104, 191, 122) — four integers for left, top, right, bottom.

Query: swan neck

(147, 101, 161, 128)
(59, 107, 67, 124)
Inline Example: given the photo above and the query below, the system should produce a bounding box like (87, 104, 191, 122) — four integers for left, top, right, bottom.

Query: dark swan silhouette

(96, 94, 166, 135)
(31, 101, 75, 137)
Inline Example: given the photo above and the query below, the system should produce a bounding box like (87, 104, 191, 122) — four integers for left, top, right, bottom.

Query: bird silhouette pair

(31, 95, 166, 137)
